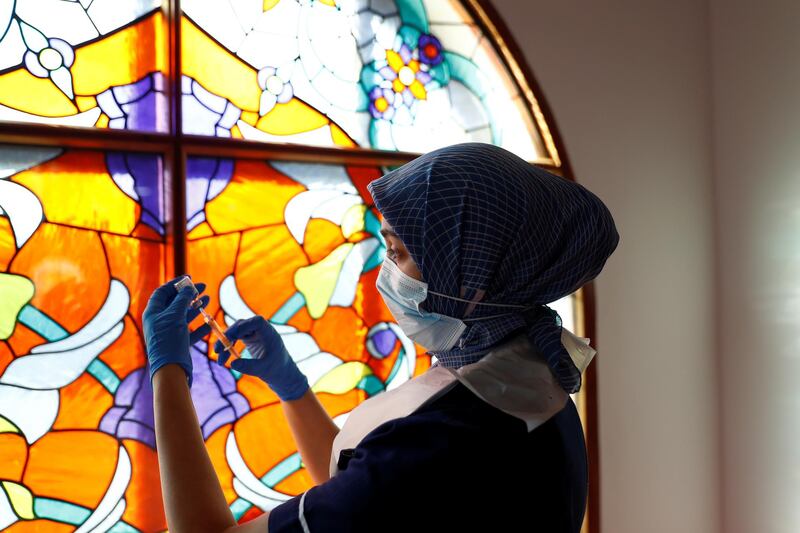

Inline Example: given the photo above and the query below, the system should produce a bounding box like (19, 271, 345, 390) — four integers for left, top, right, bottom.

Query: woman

(143, 142, 620, 532)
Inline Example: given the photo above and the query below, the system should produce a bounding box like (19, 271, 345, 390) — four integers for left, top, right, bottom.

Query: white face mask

(375, 258, 529, 352)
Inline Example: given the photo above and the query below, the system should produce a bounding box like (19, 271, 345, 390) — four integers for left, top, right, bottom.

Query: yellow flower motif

(383, 46, 429, 101)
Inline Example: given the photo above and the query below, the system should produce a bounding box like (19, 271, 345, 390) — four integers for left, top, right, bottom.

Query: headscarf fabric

(366, 143, 619, 393)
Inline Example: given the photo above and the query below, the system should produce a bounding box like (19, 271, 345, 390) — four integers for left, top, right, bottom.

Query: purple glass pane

(106, 152, 165, 234)
(115, 367, 144, 405)
(118, 420, 156, 449)
(190, 346, 231, 418)
(121, 92, 158, 132)
(201, 407, 235, 439)
(99, 406, 126, 434)
(113, 75, 153, 104)
(211, 359, 237, 395)
(186, 157, 233, 231)
(372, 329, 396, 358)
(228, 393, 250, 418)
(101, 365, 156, 448)
(97, 73, 166, 133)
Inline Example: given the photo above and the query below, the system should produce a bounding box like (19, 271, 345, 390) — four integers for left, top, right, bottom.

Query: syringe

(174, 276, 241, 360)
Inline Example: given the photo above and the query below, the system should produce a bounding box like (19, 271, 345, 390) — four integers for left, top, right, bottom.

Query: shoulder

(269, 384, 585, 532)
(374, 380, 587, 479)
(364, 381, 529, 444)
(331, 381, 535, 488)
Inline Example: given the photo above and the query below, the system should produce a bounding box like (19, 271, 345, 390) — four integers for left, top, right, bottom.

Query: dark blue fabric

(268, 381, 588, 532)
(366, 142, 619, 393)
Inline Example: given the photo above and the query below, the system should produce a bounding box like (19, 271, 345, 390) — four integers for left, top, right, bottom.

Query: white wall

(490, 2, 720, 532)
(709, 1, 800, 532)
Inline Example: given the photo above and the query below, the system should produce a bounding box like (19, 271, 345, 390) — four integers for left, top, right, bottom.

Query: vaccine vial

(173, 275, 240, 359)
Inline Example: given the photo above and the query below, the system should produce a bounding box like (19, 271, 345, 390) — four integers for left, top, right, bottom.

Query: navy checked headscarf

(367, 143, 619, 394)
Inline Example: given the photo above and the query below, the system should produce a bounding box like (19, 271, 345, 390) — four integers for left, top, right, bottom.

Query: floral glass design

(0, 0, 167, 131)
(180, 0, 550, 161)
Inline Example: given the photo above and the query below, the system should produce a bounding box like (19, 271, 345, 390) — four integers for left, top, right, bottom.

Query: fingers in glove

(216, 339, 232, 366)
(145, 278, 182, 313)
(167, 286, 196, 313)
(230, 358, 262, 375)
(189, 323, 212, 344)
(185, 295, 210, 322)
(224, 316, 266, 343)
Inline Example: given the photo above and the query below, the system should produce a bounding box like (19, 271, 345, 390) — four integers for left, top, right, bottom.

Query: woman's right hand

(215, 316, 309, 401)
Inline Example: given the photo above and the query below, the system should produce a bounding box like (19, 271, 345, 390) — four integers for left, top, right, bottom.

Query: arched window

(0, 1, 596, 531)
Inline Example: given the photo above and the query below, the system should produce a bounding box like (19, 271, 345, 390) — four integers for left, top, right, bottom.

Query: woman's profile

(142, 142, 620, 532)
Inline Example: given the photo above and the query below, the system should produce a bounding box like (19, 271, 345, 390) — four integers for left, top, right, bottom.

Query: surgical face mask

(375, 258, 530, 352)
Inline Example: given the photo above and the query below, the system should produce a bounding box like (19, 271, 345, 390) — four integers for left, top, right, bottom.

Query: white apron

(329, 329, 595, 477)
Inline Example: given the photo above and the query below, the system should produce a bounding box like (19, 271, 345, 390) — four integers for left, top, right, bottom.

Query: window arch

(0, 1, 596, 532)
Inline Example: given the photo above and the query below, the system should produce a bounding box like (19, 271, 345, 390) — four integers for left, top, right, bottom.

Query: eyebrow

(379, 228, 399, 238)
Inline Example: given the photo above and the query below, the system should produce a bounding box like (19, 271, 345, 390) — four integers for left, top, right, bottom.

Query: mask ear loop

(462, 311, 532, 322)
(426, 289, 531, 309)
(426, 289, 538, 322)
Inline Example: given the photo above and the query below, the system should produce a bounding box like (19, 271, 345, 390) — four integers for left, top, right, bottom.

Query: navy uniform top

(268, 379, 588, 532)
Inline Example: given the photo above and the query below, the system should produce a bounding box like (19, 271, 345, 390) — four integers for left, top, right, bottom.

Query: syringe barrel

(200, 308, 240, 359)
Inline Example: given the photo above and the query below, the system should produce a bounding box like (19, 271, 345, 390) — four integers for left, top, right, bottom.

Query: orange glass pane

(0, 341, 13, 376)
(24, 431, 120, 508)
(204, 159, 305, 234)
(100, 233, 166, 332)
(235, 375, 279, 410)
(0, 433, 27, 482)
(53, 373, 114, 430)
(0, 217, 16, 271)
(234, 404, 297, 477)
(273, 468, 313, 496)
(10, 223, 110, 333)
(13, 151, 140, 235)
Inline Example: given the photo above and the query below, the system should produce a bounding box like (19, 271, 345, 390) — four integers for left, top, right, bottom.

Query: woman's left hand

(142, 277, 211, 387)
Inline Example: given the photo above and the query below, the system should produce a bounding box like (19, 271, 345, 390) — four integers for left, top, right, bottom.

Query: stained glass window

(0, 144, 167, 530)
(0, 1, 167, 131)
(180, 0, 552, 161)
(0, 1, 590, 532)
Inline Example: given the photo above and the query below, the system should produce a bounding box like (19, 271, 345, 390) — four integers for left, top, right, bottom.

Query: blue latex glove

(143, 277, 211, 387)
(215, 316, 309, 401)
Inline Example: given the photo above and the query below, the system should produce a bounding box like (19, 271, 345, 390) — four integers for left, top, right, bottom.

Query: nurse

(143, 142, 620, 532)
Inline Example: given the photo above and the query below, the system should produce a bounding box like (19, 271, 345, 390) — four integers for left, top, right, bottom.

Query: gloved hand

(143, 277, 211, 387)
(215, 316, 309, 401)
